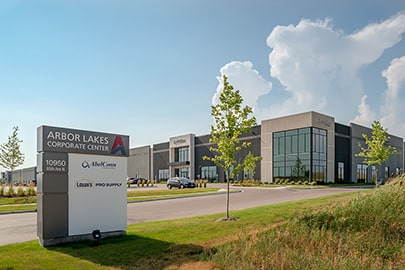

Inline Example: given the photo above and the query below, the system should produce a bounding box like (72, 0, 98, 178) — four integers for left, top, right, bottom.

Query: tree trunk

(226, 170, 230, 219)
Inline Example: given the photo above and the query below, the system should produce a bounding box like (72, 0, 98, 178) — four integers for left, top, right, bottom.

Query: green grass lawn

(0, 191, 365, 270)
(0, 188, 224, 213)
(0, 179, 403, 269)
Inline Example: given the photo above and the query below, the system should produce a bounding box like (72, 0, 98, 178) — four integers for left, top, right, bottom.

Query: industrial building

(3, 111, 404, 184)
(129, 111, 404, 184)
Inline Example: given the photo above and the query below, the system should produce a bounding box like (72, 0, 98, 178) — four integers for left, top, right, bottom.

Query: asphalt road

(0, 185, 363, 246)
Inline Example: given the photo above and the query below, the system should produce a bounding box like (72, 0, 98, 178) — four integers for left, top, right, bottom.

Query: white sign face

(68, 153, 127, 236)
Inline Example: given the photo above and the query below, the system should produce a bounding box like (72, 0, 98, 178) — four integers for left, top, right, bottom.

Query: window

(273, 138, 279, 155)
(338, 162, 344, 181)
(244, 169, 254, 179)
(201, 166, 217, 181)
(286, 136, 292, 153)
(291, 135, 298, 154)
(371, 166, 377, 184)
(158, 169, 169, 181)
(179, 168, 189, 178)
(312, 128, 327, 183)
(175, 147, 189, 162)
(357, 164, 367, 182)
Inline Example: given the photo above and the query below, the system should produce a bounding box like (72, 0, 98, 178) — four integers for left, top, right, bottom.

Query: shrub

(17, 187, 26, 197)
(0, 186, 3, 197)
(27, 187, 36, 196)
(7, 187, 15, 197)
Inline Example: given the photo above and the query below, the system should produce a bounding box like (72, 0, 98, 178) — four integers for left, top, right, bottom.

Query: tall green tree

(0, 127, 25, 183)
(204, 75, 261, 220)
(356, 120, 398, 186)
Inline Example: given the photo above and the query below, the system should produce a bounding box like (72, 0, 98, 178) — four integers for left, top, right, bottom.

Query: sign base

(39, 230, 126, 247)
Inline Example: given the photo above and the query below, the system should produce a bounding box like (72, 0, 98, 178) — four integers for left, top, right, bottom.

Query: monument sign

(37, 125, 129, 246)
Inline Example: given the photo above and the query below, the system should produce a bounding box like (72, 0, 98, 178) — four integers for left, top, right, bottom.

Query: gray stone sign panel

(37, 152, 69, 174)
(37, 126, 129, 156)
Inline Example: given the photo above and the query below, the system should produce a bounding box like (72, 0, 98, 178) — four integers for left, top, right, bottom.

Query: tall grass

(209, 176, 405, 269)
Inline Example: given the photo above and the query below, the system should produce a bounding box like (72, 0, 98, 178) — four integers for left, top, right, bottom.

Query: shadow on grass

(47, 233, 206, 270)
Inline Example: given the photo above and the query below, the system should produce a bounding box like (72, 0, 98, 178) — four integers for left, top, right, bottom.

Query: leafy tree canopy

(356, 120, 398, 167)
(205, 75, 259, 179)
(204, 75, 261, 219)
(0, 126, 25, 172)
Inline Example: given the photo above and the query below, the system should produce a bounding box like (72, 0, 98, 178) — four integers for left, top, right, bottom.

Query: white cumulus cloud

(380, 56, 405, 136)
(213, 61, 272, 120)
(265, 12, 405, 125)
(352, 95, 376, 126)
(212, 12, 405, 137)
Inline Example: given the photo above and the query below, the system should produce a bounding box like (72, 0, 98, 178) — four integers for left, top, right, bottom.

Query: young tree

(291, 157, 306, 182)
(243, 151, 261, 180)
(0, 127, 25, 183)
(356, 120, 398, 186)
(204, 75, 260, 220)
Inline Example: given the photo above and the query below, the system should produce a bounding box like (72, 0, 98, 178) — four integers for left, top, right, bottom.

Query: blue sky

(1, 0, 405, 170)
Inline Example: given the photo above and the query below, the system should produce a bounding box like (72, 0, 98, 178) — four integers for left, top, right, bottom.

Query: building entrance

(174, 167, 189, 178)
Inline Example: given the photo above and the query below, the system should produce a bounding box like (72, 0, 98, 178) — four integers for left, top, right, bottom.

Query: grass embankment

(210, 176, 405, 269)
(0, 196, 37, 213)
(0, 178, 403, 269)
(127, 188, 223, 202)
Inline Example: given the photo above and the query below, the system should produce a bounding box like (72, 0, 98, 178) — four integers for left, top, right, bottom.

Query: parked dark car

(127, 177, 147, 185)
(166, 177, 195, 189)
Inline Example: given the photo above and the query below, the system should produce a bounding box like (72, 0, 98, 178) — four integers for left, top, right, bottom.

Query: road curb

(0, 189, 243, 215)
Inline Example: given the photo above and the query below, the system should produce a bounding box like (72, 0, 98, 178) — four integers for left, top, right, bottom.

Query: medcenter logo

(81, 160, 117, 169)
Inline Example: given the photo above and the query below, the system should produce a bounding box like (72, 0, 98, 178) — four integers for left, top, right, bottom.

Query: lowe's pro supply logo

(74, 179, 122, 188)
(75, 179, 95, 188)
(81, 160, 117, 169)
(111, 136, 127, 155)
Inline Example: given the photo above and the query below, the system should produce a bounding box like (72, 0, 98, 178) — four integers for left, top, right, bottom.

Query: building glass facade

(273, 127, 327, 183)
(273, 128, 311, 182)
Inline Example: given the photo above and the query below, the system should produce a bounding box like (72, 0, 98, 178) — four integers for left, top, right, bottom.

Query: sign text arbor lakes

(38, 126, 129, 156)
